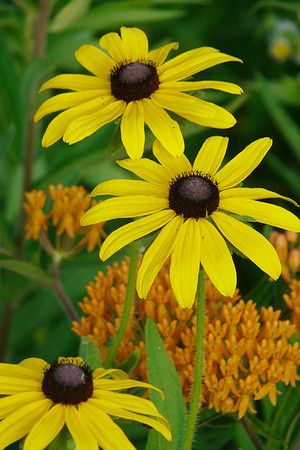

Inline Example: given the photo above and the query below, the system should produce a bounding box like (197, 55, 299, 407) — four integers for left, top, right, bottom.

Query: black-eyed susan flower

(80, 136, 300, 308)
(34, 27, 242, 159)
(0, 356, 171, 450)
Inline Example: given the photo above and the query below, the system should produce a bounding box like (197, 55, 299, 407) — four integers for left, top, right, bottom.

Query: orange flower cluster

(269, 231, 300, 283)
(23, 185, 106, 254)
(72, 259, 300, 419)
(284, 280, 300, 330)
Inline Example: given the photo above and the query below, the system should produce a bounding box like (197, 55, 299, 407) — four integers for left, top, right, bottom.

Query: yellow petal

(99, 31, 127, 62)
(142, 98, 184, 156)
(117, 157, 172, 185)
(198, 219, 236, 296)
(89, 397, 172, 442)
(99, 210, 175, 261)
(35, 90, 108, 122)
(24, 404, 65, 450)
(215, 138, 272, 189)
(120, 101, 145, 159)
(137, 215, 183, 298)
(41, 96, 112, 147)
(19, 358, 48, 374)
(79, 402, 136, 450)
(120, 27, 148, 60)
(170, 219, 201, 308)
(220, 187, 299, 206)
(93, 378, 163, 395)
(91, 179, 167, 198)
(0, 362, 42, 380)
(148, 42, 179, 66)
(65, 406, 99, 450)
(152, 90, 236, 128)
(0, 399, 51, 449)
(212, 211, 282, 279)
(80, 196, 168, 225)
(39, 74, 105, 92)
(93, 391, 160, 416)
(193, 136, 228, 175)
(159, 48, 241, 82)
(219, 197, 300, 232)
(75, 44, 113, 78)
(63, 100, 126, 144)
(0, 392, 44, 419)
(161, 80, 243, 94)
(0, 376, 41, 394)
(93, 368, 128, 380)
(152, 139, 192, 175)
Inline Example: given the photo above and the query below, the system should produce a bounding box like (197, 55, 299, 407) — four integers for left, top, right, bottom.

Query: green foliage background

(0, 0, 300, 449)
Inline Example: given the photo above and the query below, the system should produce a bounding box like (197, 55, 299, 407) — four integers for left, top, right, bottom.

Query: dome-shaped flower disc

(35, 27, 242, 159)
(80, 136, 300, 308)
(0, 357, 171, 450)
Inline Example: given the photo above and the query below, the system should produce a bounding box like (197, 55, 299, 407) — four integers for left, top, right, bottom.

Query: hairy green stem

(183, 268, 206, 450)
(104, 242, 139, 368)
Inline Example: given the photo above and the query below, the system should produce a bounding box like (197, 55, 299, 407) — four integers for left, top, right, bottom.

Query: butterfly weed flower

(34, 27, 242, 159)
(0, 356, 171, 449)
(73, 259, 300, 419)
(80, 136, 300, 308)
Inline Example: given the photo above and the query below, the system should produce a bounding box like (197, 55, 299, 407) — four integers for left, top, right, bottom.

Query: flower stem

(183, 268, 206, 450)
(52, 257, 79, 322)
(240, 416, 264, 450)
(104, 242, 139, 368)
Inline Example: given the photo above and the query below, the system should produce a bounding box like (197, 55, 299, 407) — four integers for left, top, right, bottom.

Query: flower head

(80, 136, 300, 308)
(23, 184, 106, 254)
(73, 259, 300, 419)
(35, 27, 242, 159)
(0, 356, 171, 450)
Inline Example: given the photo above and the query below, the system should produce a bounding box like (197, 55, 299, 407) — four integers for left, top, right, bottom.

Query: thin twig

(241, 416, 264, 450)
(52, 258, 79, 322)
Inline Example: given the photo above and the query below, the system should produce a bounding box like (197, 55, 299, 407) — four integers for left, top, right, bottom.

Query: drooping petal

(79, 402, 136, 450)
(215, 138, 272, 189)
(153, 139, 191, 175)
(142, 98, 184, 156)
(65, 406, 99, 450)
(152, 90, 236, 128)
(0, 392, 44, 419)
(170, 219, 201, 308)
(63, 100, 126, 144)
(117, 158, 173, 185)
(161, 80, 243, 94)
(89, 398, 171, 442)
(120, 101, 145, 159)
(0, 399, 51, 449)
(99, 210, 175, 260)
(220, 187, 299, 206)
(159, 48, 241, 82)
(99, 31, 127, 62)
(41, 96, 113, 147)
(148, 42, 179, 66)
(137, 216, 183, 298)
(93, 368, 128, 380)
(212, 211, 282, 279)
(198, 219, 236, 296)
(120, 27, 148, 60)
(93, 379, 163, 395)
(35, 90, 109, 122)
(193, 136, 228, 175)
(91, 179, 167, 198)
(39, 74, 105, 92)
(80, 196, 168, 225)
(219, 197, 300, 232)
(23, 404, 65, 450)
(93, 390, 160, 416)
(75, 44, 113, 78)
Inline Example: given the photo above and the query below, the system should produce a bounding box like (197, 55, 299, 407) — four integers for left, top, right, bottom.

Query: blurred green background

(0, 0, 300, 449)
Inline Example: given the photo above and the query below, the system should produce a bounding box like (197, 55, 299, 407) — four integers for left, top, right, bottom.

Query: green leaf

(145, 318, 187, 450)
(48, 428, 75, 450)
(79, 336, 103, 369)
(0, 257, 53, 286)
(118, 349, 140, 374)
(50, 0, 92, 32)
(256, 73, 300, 164)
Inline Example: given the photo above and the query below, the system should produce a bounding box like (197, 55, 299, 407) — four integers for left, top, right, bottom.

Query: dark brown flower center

(110, 60, 159, 102)
(169, 172, 220, 219)
(42, 360, 93, 405)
